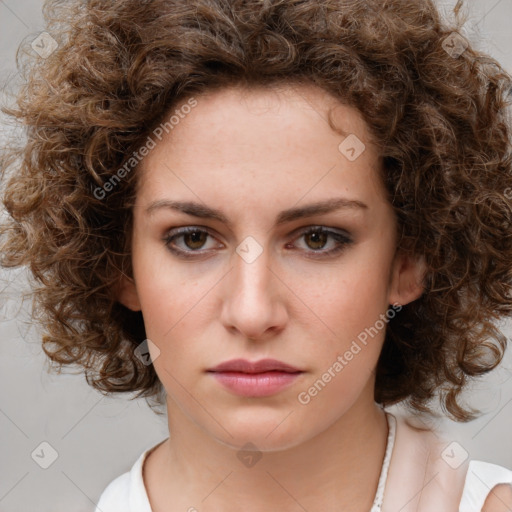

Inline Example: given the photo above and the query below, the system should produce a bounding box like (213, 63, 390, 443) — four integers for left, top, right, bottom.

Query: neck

(144, 395, 389, 512)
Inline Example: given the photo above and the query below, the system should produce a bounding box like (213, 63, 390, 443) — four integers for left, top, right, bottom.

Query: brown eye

(164, 227, 221, 257)
(183, 230, 208, 250)
(288, 226, 353, 258)
(304, 230, 328, 250)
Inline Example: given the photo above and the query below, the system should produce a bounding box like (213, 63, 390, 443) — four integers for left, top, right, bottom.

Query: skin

(482, 484, 512, 512)
(118, 83, 425, 512)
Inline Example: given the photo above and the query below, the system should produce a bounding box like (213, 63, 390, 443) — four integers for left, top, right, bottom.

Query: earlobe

(116, 275, 142, 312)
(388, 251, 426, 307)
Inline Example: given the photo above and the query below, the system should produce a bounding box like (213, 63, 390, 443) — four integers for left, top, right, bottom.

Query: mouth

(207, 358, 302, 374)
(206, 359, 304, 397)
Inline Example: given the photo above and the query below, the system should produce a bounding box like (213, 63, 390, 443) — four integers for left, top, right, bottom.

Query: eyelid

(291, 224, 351, 238)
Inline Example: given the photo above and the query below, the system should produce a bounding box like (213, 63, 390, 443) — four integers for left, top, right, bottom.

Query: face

(119, 83, 423, 452)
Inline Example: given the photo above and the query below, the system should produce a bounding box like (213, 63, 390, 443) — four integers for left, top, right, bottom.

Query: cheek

(132, 254, 227, 380)
(294, 268, 389, 417)
(132, 241, 212, 333)
(296, 255, 393, 341)
(137, 275, 209, 349)
(290, 253, 393, 403)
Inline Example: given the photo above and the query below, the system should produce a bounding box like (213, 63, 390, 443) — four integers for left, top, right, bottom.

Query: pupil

(185, 231, 206, 249)
(307, 231, 327, 249)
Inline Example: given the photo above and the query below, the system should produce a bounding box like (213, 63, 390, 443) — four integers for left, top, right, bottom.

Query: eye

(163, 225, 353, 259)
(287, 226, 353, 258)
(163, 227, 222, 256)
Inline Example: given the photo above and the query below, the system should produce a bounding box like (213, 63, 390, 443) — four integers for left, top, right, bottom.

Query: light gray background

(1, 1, 511, 511)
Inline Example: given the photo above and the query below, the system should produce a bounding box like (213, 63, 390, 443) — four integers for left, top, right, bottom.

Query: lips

(207, 358, 302, 374)
(207, 358, 304, 397)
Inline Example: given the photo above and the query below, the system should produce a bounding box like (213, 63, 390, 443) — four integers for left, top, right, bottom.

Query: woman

(1, 0, 512, 510)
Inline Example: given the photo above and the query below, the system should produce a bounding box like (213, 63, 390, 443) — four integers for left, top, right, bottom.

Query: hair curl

(1, 0, 512, 421)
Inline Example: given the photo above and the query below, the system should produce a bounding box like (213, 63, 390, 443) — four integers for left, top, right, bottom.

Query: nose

(219, 243, 288, 342)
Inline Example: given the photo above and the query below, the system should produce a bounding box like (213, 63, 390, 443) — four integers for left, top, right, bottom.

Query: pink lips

(207, 358, 303, 397)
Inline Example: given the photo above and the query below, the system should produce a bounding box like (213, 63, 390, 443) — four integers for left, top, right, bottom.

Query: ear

(387, 250, 426, 307)
(116, 274, 142, 312)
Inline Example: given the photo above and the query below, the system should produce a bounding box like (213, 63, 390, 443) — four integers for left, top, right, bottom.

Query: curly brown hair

(1, 0, 511, 422)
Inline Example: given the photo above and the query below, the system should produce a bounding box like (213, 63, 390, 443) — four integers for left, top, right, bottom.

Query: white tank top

(95, 410, 512, 512)
(375, 412, 512, 511)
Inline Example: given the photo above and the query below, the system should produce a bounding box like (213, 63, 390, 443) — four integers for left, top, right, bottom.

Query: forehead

(152, 83, 371, 152)
(134, 83, 386, 210)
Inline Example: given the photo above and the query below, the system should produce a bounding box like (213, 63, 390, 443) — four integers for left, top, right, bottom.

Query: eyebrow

(145, 197, 368, 228)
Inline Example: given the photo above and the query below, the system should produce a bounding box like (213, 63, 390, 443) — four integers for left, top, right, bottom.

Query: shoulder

(95, 445, 156, 512)
(382, 411, 512, 512)
(95, 471, 132, 511)
(460, 460, 512, 512)
(481, 483, 512, 512)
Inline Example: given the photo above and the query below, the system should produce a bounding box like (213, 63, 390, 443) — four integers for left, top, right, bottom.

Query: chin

(208, 417, 314, 453)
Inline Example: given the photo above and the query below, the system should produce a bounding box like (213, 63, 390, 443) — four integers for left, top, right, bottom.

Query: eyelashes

(163, 225, 353, 259)
(290, 226, 352, 256)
